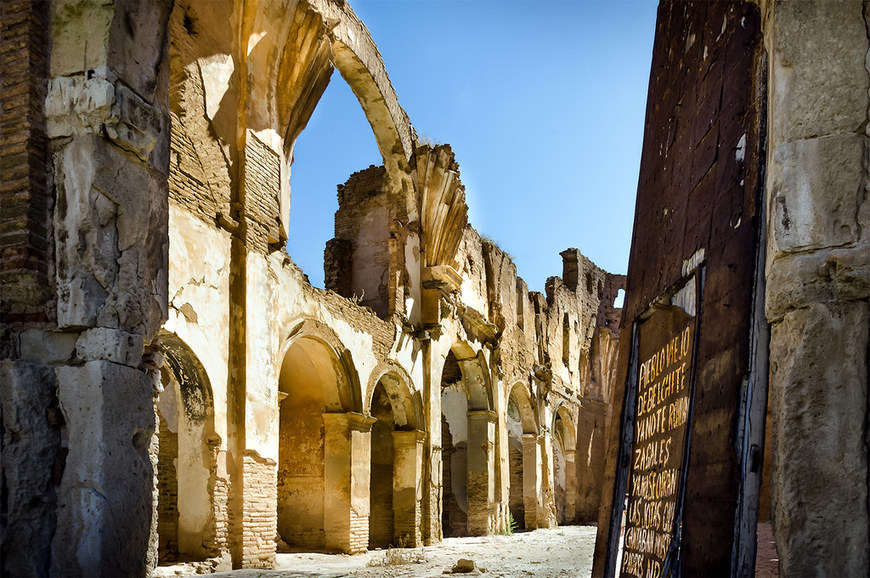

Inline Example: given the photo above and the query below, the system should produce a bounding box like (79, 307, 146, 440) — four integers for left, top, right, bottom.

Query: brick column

(466, 410, 496, 535)
(323, 413, 375, 553)
(392, 430, 426, 546)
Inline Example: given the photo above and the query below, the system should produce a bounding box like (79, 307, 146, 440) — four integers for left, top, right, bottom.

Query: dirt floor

(205, 525, 597, 577)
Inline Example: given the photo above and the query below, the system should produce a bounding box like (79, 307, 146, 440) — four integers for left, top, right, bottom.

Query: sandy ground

(205, 525, 596, 578)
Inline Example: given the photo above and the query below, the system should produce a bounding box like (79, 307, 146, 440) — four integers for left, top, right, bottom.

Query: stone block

(52, 360, 156, 577)
(19, 329, 78, 364)
(769, 134, 862, 256)
(75, 327, 144, 367)
(54, 135, 168, 337)
(45, 75, 115, 138)
(49, 0, 113, 76)
(0, 361, 60, 577)
(106, 0, 171, 103)
(769, 301, 869, 576)
(107, 83, 167, 168)
(765, 244, 870, 321)
(771, 0, 868, 142)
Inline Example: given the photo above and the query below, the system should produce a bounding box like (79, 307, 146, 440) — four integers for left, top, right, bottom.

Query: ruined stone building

(0, 1, 626, 575)
(593, 1, 870, 577)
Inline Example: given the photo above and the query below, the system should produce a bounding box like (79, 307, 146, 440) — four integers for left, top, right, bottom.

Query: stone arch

(366, 362, 423, 430)
(552, 405, 578, 525)
(155, 331, 221, 564)
(439, 343, 495, 537)
(276, 318, 370, 553)
(276, 318, 363, 413)
(507, 382, 541, 530)
(367, 364, 426, 547)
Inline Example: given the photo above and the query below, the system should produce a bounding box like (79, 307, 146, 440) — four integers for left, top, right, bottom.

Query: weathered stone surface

(75, 327, 145, 367)
(0, 361, 60, 577)
(771, 0, 869, 142)
(107, 83, 167, 167)
(54, 135, 168, 336)
(52, 360, 155, 577)
(769, 134, 863, 256)
(49, 0, 114, 77)
(45, 75, 115, 138)
(768, 301, 869, 576)
(765, 245, 870, 321)
(19, 329, 78, 364)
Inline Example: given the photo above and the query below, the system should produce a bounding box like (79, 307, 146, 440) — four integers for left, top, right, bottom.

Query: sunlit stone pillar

(564, 450, 577, 523)
(522, 433, 542, 529)
(467, 410, 496, 535)
(323, 413, 375, 553)
(392, 430, 426, 546)
(538, 433, 556, 528)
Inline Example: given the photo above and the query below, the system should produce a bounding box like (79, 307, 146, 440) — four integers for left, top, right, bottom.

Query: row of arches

(153, 326, 578, 565)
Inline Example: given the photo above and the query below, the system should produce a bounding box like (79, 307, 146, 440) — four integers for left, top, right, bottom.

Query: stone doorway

(154, 333, 220, 566)
(507, 383, 539, 530)
(277, 333, 369, 553)
(440, 347, 495, 538)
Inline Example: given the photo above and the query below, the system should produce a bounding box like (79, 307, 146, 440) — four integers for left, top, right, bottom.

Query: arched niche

(368, 367, 425, 548)
(155, 332, 221, 564)
(439, 344, 495, 538)
(276, 322, 368, 553)
(552, 405, 578, 525)
(507, 382, 539, 530)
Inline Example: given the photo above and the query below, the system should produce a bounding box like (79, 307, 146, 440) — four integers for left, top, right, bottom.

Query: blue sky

(287, 0, 657, 292)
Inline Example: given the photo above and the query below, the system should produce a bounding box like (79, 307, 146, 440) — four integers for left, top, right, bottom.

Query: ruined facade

(0, 1, 624, 575)
(594, 1, 870, 577)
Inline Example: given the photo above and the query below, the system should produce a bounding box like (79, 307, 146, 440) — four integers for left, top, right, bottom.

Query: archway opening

(440, 351, 467, 537)
(287, 77, 382, 290)
(154, 334, 219, 565)
(552, 408, 577, 525)
(369, 381, 395, 548)
(277, 335, 355, 551)
(440, 347, 494, 538)
(368, 372, 423, 548)
(507, 383, 538, 531)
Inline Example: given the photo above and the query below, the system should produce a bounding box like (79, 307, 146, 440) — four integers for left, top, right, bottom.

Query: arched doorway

(155, 333, 220, 565)
(277, 331, 368, 554)
(507, 383, 539, 530)
(552, 406, 577, 525)
(440, 346, 494, 537)
(368, 370, 424, 548)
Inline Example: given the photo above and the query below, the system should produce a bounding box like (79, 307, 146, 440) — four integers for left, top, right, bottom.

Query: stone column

(765, 2, 870, 575)
(564, 450, 576, 523)
(538, 433, 556, 529)
(521, 433, 542, 530)
(466, 410, 496, 535)
(392, 430, 426, 546)
(420, 337, 442, 544)
(323, 413, 376, 554)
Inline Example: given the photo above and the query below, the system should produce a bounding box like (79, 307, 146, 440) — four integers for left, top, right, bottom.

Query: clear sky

(287, 0, 658, 293)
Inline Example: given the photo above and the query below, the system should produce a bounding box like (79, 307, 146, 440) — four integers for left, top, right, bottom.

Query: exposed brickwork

(242, 451, 277, 568)
(331, 166, 391, 316)
(244, 134, 282, 253)
(0, 0, 51, 321)
(156, 411, 179, 563)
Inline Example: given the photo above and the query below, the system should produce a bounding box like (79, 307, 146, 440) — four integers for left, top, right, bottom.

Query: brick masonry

(0, 0, 52, 321)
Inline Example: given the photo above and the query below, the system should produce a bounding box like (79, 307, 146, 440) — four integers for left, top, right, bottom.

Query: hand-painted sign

(620, 304, 696, 578)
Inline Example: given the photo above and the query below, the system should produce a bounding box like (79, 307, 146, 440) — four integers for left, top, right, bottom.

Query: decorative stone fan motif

(413, 144, 468, 271)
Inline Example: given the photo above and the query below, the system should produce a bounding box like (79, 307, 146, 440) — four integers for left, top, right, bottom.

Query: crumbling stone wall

(2, 0, 623, 574)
